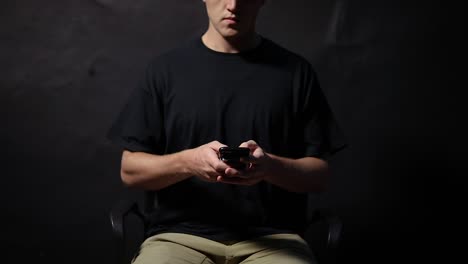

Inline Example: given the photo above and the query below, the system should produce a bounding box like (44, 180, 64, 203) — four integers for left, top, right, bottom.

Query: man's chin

(222, 31, 240, 38)
(220, 26, 244, 36)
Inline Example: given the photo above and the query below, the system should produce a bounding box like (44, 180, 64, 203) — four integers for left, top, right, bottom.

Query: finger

(225, 167, 256, 179)
(210, 140, 228, 152)
(207, 158, 228, 176)
(240, 153, 262, 165)
(217, 177, 245, 184)
(214, 160, 230, 173)
(224, 167, 242, 177)
(252, 146, 265, 157)
(247, 147, 265, 164)
(217, 176, 256, 185)
(245, 140, 258, 148)
(239, 140, 258, 151)
(201, 175, 218, 182)
(239, 141, 249, 148)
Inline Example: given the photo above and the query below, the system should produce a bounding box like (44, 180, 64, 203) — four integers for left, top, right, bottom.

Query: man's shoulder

(146, 37, 199, 68)
(261, 37, 313, 68)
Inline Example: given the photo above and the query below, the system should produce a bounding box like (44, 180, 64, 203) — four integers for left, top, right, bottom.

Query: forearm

(120, 149, 193, 190)
(264, 154, 329, 193)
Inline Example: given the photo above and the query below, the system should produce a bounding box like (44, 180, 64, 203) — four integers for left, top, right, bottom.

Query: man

(107, 0, 347, 263)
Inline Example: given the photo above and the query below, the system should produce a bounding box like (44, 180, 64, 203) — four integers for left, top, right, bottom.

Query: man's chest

(164, 66, 296, 126)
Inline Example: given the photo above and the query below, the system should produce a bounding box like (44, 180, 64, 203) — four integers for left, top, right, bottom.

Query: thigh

(232, 234, 317, 264)
(132, 240, 215, 264)
(239, 247, 317, 264)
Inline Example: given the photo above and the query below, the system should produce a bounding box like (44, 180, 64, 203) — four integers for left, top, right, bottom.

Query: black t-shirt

(107, 36, 347, 241)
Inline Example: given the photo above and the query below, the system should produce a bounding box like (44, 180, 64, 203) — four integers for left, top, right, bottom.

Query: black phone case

(219, 147, 250, 170)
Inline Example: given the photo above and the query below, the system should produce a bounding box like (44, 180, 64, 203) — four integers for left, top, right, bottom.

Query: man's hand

(216, 140, 273, 186)
(189, 141, 230, 182)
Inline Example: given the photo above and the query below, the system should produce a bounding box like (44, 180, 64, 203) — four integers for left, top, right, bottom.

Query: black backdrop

(1, 0, 444, 263)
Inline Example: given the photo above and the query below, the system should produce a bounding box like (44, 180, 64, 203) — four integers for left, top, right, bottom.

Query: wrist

(263, 153, 278, 181)
(177, 148, 197, 177)
(263, 154, 288, 182)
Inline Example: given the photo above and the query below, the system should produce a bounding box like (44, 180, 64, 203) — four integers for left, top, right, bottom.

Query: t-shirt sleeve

(106, 62, 166, 154)
(300, 64, 348, 160)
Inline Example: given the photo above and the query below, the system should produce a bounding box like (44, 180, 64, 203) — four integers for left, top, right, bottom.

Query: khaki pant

(132, 232, 317, 264)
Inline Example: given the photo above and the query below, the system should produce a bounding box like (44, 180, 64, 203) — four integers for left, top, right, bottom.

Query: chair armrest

(110, 199, 142, 240)
(110, 198, 146, 264)
(315, 208, 343, 249)
(305, 207, 343, 264)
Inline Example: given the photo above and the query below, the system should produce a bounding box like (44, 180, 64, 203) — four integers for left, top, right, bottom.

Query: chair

(110, 191, 342, 264)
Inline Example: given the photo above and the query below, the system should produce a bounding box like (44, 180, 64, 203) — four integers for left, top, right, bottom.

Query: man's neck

(201, 28, 261, 54)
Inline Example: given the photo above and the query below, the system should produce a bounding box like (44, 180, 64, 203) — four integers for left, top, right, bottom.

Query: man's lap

(132, 232, 317, 264)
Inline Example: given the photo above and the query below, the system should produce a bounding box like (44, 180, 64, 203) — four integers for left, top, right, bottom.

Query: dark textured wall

(1, 0, 443, 263)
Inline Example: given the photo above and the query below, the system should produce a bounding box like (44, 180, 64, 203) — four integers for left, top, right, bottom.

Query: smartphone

(218, 147, 250, 170)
